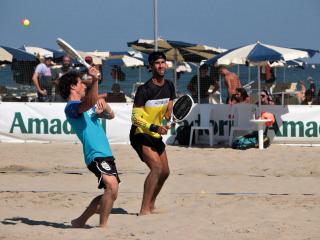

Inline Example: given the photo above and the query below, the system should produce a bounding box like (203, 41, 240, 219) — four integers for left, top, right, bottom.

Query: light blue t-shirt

(65, 100, 113, 166)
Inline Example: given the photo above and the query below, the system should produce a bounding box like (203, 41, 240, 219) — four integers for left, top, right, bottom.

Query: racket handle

(84, 62, 101, 78)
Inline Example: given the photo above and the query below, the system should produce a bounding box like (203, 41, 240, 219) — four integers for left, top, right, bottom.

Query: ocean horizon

(1, 63, 320, 102)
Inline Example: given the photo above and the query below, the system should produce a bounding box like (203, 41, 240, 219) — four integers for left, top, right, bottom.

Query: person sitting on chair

(231, 88, 250, 104)
(106, 83, 126, 103)
(257, 90, 274, 105)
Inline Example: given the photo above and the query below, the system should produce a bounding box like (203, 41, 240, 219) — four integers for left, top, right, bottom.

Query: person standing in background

(32, 54, 54, 102)
(219, 66, 241, 104)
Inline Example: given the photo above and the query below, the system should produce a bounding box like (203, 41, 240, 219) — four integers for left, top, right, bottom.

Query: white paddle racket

(57, 38, 101, 78)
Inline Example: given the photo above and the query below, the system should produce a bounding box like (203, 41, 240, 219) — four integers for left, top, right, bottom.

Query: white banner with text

(0, 102, 320, 144)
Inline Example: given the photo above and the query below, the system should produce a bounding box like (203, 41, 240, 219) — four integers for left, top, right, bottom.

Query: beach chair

(189, 106, 214, 147)
(229, 104, 257, 146)
(272, 82, 298, 105)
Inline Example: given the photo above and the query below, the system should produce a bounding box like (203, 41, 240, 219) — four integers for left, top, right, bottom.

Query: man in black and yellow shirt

(130, 51, 176, 215)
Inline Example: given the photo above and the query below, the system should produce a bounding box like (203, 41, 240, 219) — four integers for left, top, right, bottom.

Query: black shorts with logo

(87, 156, 120, 189)
(130, 133, 166, 162)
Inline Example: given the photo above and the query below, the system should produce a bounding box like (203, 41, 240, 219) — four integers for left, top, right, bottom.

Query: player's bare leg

(71, 175, 118, 228)
(139, 146, 169, 215)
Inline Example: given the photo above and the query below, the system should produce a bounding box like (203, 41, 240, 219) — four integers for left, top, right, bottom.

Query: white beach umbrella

(21, 45, 64, 61)
(103, 55, 144, 68)
(206, 41, 312, 110)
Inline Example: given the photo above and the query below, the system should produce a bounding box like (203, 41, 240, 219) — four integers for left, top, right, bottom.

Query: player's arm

(164, 81, 176, 124)
(96, 98, 115, 119)
(32, 71, 47, 96)
(131, 106, 154, 131)
(164, 100, 173, 121)
(78, 67, 99, 113)
(132, 106, 168, 134)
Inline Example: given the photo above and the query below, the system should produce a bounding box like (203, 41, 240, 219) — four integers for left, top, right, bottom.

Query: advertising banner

(1, 102, 320, 144)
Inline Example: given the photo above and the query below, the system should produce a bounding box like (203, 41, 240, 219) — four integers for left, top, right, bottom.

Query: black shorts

(87, 157, 120, 189)
(130, 133, 166, 162)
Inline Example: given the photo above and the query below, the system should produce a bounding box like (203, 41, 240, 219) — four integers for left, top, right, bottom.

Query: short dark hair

(200, 64, 208, 70)
(148, 51, 167, 65)
(236, 87, 249, 99)
(58, 70, 81, 100)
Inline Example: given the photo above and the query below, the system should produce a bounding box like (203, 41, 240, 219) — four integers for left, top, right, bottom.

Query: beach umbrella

(0, 46, 38, 63)
(103, 55, 144, 68)
(0, 46, 39, 85)
(103, 52, 146, 82)
(128, 38, 226, 94)
(206, 41, 312, 110)
(20, 45, 64, 61)
(77, 50, 103, 65)
(127, 38, 225, 63)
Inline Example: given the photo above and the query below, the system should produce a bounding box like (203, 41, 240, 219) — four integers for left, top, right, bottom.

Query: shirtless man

(220, 66, 241, 104)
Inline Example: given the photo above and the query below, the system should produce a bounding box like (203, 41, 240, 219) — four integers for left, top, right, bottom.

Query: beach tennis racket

(56, 38, 100, 77)
(169, 94, 194, 125)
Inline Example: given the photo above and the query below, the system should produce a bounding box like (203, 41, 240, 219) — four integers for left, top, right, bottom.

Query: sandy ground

(0, 143, 320, 240)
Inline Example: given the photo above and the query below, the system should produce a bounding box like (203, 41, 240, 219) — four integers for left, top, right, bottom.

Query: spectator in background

(53, 55, 73, 102)
(231, 87, 250, 104)
(296, 77, 316, 104)
(296, 80, 306, 104)
(32, 54, 54, 102)
(261, 63, 276, 88)
(111, 66, 126, 81)
(187, 64, 215, 103)
(219, 66, 241, 104)
(307, 76, 316, 97)
(301, 89, 314, 105)
(258, 90, 275, 105)
(106, 83, 126, 103)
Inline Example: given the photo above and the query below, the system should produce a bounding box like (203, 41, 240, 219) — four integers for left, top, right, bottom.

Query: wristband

(149, 124, 160, 133)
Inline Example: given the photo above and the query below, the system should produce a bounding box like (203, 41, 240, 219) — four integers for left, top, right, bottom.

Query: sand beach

(0, 143, 319, 240)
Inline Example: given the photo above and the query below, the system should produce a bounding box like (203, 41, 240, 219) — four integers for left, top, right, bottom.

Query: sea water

(1, 63, 320, 101)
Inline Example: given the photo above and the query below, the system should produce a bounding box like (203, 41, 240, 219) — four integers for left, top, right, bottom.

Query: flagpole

(153, 0, 158, 51)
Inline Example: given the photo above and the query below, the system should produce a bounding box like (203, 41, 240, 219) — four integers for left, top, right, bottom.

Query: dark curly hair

(58, 70, 81, 100)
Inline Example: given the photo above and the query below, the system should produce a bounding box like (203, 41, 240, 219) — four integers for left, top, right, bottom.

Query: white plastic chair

(228, 104, 257, 146)
(189, 106, 214, 147)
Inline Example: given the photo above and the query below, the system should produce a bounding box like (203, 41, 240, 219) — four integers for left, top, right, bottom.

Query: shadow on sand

(1, 208, 137, 229)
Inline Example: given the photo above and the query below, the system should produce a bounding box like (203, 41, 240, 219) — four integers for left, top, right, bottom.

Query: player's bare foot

(139, 209, 151, 216)
(71, 218, 85, 228)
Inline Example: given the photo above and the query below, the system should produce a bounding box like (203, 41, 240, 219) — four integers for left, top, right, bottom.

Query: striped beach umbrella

(206, 41, 314, 109)
(206, 41, 310, 66)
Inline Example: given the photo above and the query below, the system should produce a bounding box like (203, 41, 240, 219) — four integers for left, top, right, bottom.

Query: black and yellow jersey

(130, 79, 176, 138)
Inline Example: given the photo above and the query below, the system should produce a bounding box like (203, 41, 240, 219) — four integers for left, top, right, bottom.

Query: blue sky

(1, 0, 319, 62)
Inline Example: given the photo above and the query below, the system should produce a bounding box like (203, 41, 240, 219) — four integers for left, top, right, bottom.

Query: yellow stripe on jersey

(132, 98, 170, 138)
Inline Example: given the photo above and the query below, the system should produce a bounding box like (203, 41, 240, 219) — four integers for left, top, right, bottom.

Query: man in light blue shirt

(32, 54, 54, 102)
(58, 67, 119, 228)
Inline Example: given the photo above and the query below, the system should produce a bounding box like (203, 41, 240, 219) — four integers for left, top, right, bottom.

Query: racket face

(173, 95, 194, 121)
(56, 38, 90, 69)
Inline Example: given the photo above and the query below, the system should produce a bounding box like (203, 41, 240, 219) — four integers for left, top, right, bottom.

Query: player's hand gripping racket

(56, 37, 100, 77)
(168, 94, 194, 126)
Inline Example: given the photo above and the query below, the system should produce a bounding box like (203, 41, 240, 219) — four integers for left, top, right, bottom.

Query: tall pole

(153, 0, 158, 51)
